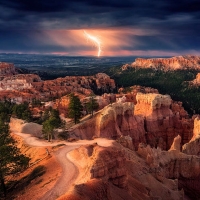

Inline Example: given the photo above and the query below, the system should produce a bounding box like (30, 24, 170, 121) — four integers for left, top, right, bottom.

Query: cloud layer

(0, 0, 199, 56)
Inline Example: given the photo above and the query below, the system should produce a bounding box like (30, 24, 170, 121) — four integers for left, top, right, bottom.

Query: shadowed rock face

(58, 179, 112, 200)
(138, 134, 200, 199)
(61, 142, 193, 200)
(69, 144, 127, 188)
(122, 55, 200, 71)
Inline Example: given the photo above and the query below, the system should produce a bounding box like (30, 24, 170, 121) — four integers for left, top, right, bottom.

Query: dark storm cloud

(0, 0, 199, 54)
(1, 0, 199, 28)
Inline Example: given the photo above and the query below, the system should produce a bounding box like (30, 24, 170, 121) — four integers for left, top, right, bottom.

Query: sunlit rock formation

(71, 93, 193, 151)
(134, 93, 193, 150)
(182, 117, 200, 156)
(71, 102, 146, 149)
(117, 85, 159, 104)
(122, 55, 200, 71)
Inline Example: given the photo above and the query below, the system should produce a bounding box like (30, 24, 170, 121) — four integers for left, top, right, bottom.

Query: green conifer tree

(86, 95, 99, 117)
(68, 94, 83, 124)
(42, 108, 62, 142)
(0, 118, 30, 197)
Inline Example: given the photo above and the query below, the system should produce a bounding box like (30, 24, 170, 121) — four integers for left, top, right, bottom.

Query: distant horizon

(0, 52, 199, 59)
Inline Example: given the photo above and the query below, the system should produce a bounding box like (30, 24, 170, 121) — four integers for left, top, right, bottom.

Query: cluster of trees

(0, 100, 32, 122)
(68, 93, 99, 124)
(0, 101, 30, 198)
(106, 66, 200, 115)
(12, 102, 32, 122)
(40, 93, 99, 142)
(84, 95, 99, 116)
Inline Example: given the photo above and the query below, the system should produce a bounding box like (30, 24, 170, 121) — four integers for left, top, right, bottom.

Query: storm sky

(0, 0, 200, 56)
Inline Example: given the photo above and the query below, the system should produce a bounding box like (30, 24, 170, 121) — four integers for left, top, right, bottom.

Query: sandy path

(14, 132, 114, 200)
(41, 145, 80, 200)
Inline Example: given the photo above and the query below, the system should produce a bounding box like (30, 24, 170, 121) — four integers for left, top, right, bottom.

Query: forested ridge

(106, 66, 200, 115)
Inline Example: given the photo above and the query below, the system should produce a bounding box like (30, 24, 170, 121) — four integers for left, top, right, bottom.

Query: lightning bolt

(84, 30, 102, 57)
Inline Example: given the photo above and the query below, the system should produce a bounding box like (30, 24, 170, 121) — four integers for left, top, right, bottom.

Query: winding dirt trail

(41, 145, 80, 200)
(14, 132, 114, 200)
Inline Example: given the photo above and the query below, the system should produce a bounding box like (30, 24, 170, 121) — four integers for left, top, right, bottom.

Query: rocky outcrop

(135, 93, 172, 110)
(31, 73, 115, 99)
(169, 135, 181, 151)
(0, 62, 17, 78)
(0, 72, 115, 103)
(69, 144, 127, 188)
(182, 117, 200, 156)
(58, 179, 112, 200)
(138, 135, 200, 199)
(190, 73, 200, 86)
(0, 74, 41, 91)
(71, 93, 193, 151)
(55, 93, 116, 116)
(95, 73, 115, 90)
(122, 55, 200, 71)
(71, 102, 146, 149)
(64, 143, 186, 200)
(116, 135, 134, 150)
(171, 101, 189, 119)
(117, 85, 159, 104)
(135, 93, 193, 150)
(191, 116, 200, 140)
(138, 142, 195, 176)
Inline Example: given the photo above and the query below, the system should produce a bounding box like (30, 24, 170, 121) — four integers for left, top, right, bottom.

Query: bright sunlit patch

(84, 30, 102, 57)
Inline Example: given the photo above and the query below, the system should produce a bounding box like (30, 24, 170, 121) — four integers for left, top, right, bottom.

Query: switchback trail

(14, 132, 114, 200)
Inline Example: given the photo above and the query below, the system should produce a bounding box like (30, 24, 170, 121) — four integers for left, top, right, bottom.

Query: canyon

(1, 59, 200, 200)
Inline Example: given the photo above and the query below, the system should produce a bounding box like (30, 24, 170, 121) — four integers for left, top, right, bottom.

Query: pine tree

(68, 94, 83, 124)
(86, 95, 99, 117)
(0, 118, 30, 197)
(42, 108, 62, 142)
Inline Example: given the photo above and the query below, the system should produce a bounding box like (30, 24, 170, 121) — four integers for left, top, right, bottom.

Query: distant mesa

(122, 55, 200, 71)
